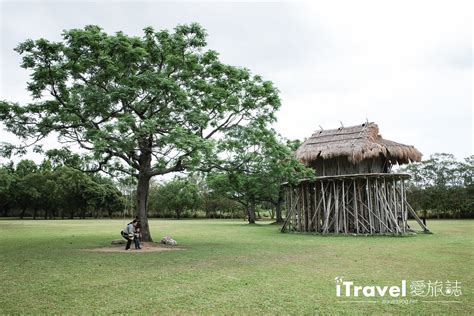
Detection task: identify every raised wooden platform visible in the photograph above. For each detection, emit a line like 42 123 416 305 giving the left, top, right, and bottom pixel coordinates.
281 173 430 235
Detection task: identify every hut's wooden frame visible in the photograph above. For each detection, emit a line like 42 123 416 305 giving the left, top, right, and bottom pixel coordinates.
281 173 430 235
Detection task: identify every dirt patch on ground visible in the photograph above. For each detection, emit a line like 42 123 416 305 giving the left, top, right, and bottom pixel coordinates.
84 242 184 253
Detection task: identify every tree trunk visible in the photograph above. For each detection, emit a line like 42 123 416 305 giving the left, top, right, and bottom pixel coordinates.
33 208 37 220
20 206 26 219
275 188 284 223
248 200 256 224
176 209 181 220
137 173 153 242
269 207 275 220
1 205 8 217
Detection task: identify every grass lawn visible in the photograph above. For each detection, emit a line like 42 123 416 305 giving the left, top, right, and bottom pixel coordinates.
1 219 473 314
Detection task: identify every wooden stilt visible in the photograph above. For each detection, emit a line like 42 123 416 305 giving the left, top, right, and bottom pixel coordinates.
366 178 373 234
334 181 339 234
281 173 428 235
342 180 347 234
353 179 359 233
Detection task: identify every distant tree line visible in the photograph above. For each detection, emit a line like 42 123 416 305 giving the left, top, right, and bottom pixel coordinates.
4 152 470 221
0 159 124 219
0 135 313 221
149 137 314 221
401 153 473 219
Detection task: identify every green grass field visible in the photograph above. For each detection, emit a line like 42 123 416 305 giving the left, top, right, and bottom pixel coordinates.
1 219 472 314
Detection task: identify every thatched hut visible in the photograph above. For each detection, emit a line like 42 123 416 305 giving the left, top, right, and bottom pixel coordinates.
295 122 422 176
281 122 430 235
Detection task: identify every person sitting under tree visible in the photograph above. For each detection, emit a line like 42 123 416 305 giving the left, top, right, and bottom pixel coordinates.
121 219 137 250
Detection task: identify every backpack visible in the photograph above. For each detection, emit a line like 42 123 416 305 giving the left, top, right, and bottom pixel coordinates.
121 224 134 239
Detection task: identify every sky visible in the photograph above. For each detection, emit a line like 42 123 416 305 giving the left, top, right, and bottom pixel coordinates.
0 0 472 166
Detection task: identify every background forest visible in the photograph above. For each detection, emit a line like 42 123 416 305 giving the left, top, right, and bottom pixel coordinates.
1 152 472 220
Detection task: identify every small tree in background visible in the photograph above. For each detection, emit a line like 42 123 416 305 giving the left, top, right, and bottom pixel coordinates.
152 177 202 219
207 128 314 224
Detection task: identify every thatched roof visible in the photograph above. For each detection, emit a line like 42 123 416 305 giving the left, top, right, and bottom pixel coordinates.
295 122 422 165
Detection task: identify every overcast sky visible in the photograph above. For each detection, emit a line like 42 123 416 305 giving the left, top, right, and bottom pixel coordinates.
0 0 472 166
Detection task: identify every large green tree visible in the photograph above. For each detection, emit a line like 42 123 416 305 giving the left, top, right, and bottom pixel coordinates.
0 24 280 240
